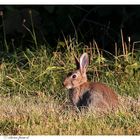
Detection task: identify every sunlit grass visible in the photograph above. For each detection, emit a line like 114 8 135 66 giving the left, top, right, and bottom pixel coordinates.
0 37 140 135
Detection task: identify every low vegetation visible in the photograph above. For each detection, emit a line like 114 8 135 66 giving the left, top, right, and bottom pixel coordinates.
0 36 140 135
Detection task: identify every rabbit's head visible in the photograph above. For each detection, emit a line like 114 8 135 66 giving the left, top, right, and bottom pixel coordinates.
63 53 89 89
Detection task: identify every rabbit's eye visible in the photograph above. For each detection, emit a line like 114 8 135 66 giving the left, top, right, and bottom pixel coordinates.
72 74 77 79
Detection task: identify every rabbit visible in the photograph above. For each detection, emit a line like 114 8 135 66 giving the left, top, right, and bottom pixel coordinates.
63 53 118 112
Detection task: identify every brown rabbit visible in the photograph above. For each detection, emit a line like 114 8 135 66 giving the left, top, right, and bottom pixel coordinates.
63 53 118 112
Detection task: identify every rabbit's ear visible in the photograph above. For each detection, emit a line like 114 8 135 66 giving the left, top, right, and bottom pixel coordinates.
74 54 80 69
80 53 89 73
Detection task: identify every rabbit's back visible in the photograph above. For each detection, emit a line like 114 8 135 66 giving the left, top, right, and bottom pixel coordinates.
90 82 118 109
76 82 118 110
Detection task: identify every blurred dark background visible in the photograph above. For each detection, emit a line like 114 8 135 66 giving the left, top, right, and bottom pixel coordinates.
0 5 140 53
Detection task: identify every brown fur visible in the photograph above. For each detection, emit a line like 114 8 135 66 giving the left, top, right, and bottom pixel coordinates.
63 53 118 112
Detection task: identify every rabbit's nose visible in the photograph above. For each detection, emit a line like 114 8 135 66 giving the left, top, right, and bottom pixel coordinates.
63 79 68 88
63 80 66 87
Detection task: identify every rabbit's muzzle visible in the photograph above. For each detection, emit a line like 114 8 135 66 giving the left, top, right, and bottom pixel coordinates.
63 79 72 89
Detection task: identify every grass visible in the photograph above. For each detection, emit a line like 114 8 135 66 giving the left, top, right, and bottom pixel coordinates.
0 38 140 135
0 10 140 135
